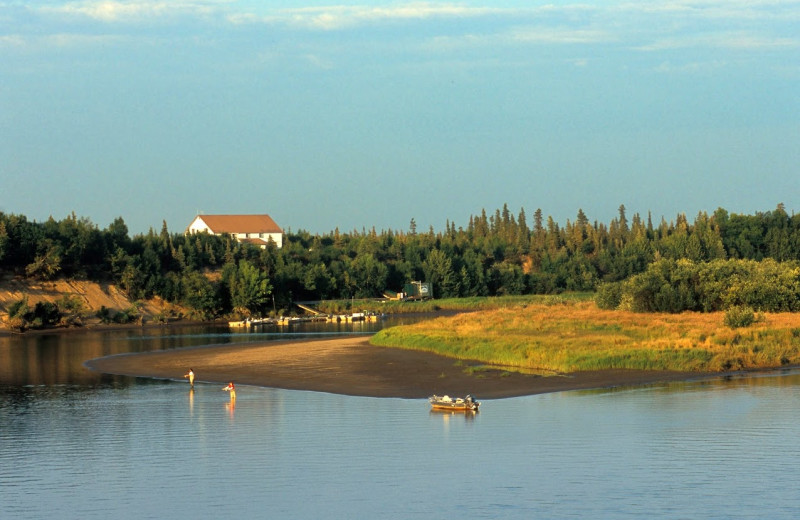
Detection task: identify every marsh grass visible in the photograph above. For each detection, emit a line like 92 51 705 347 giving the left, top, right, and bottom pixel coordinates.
370 301 800 374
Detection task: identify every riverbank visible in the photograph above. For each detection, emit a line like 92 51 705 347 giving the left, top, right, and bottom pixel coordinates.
372 302 800 373
86 335 711 399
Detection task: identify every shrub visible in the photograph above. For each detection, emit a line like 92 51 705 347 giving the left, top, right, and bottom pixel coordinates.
724 305 756 329
8 297 30 319
7 316 26 332
96 305 140 324
57 294 85 313
114 305 140 324
595 282 622 310
96 306 114 324
32 301 60 327
57 295 86 326
6 297 64 330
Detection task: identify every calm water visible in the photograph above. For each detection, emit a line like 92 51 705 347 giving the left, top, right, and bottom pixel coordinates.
2 321 800 519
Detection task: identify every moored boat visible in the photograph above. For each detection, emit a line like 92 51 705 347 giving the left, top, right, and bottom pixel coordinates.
429 394 480 412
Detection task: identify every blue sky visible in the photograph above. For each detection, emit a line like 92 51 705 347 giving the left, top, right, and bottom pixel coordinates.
2 1 798 236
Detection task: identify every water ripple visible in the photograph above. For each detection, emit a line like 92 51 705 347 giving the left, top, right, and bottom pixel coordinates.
3 374 800 518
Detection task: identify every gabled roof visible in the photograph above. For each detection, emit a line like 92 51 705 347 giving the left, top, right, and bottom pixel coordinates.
194 214 283 234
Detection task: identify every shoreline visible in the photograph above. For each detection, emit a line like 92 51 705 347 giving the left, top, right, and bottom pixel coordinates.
0 318 220 337
85 335 721 399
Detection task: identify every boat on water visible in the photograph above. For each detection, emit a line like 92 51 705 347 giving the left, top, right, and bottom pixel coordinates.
429 394 480 412
228 317 274 327
230 313 380 328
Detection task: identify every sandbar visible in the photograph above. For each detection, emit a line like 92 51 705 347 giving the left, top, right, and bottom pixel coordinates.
85 335 710 399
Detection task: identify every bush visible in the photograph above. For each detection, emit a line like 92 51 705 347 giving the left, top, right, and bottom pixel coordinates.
114 305 140 324
96 305 140 324
595 282 622 310
604 259 800 314
8 297 30 319
96 306 114 324
57 294 85 313
32 302 60 327
7 298 62 330
57 295 86 326
724 305 756 329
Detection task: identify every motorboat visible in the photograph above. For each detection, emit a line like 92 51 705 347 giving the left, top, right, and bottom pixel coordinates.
429 394 480 412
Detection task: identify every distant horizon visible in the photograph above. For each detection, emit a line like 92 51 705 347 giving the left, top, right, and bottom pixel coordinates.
3 201 794 238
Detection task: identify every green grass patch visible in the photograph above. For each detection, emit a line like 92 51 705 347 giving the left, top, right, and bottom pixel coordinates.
370 301 800 374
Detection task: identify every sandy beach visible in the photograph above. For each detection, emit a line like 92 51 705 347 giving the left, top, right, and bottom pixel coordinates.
85 335 709 399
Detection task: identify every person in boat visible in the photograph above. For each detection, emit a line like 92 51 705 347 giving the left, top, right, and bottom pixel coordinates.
184 369 195 387
223 382 236 400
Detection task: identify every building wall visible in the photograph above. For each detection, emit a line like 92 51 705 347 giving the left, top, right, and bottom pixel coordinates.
187 217 213 235
265 233 283 248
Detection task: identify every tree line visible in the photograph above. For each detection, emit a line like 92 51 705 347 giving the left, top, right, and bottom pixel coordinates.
596 258 800 314
1 203 799 319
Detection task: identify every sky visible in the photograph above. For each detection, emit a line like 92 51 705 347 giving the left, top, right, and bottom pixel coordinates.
1 1 799 236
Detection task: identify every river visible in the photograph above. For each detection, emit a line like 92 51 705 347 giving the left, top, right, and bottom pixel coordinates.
2 320 800 519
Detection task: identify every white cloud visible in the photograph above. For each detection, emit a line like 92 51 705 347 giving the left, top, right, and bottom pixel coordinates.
0 35 26 48
639 32 800 51
623 0 800 20
721 34 800 50
40 0 224 23
9 0 800 60
229 4 510 30
2 32 133 51
510 26 615 45
303 53 335 69
654 59 728 73
45 32 129 46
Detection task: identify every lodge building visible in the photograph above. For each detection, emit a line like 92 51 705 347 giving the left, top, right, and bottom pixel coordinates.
186 214 283 248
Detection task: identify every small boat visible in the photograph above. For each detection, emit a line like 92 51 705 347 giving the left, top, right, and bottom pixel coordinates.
429 394 480 412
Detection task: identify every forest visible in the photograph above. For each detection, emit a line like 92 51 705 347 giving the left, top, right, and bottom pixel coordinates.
1 203 800 323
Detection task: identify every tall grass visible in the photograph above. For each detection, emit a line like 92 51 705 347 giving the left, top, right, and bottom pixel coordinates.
370 301 800 373
317 293 594 314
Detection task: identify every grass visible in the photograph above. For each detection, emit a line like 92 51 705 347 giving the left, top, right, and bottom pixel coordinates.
317 293 594 314
370 300 800 374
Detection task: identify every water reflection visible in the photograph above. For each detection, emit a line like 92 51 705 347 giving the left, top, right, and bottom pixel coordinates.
429 409 478 422
3 359 800 518
0 315 417 388
0 325 221 387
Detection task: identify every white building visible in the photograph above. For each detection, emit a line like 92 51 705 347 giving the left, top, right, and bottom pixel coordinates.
186 214 283 248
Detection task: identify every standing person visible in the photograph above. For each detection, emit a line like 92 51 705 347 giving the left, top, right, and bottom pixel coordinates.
223 382 236 400
184 369 195 387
